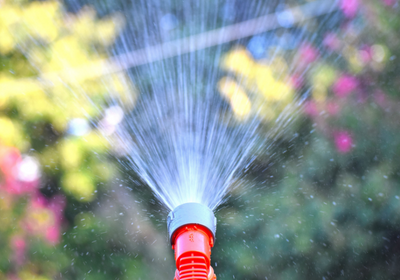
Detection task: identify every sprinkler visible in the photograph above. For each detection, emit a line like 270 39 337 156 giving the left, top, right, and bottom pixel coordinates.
167 203 217 280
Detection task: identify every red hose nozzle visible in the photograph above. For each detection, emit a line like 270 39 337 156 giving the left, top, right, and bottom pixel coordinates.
167 203 217 280
172 224 216 280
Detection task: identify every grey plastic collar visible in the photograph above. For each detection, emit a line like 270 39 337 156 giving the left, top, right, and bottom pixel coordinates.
167 202 217 243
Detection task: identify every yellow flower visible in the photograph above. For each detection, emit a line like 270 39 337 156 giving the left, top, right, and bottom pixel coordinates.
310 64 337 102
230 90 251 119
40 147 59 172
22 1 60 42
48 108 69 132
219 46 297 123
218 76 240 99
253 64 293 106
59 139 83 169
218 77 251 118
25 208 54 232
62 171 95 202
0 0 126 211
0 6 22 28
258 80 293 102
69 7 97 42
95 15 123 45
221 47 255 78
0 5 23 54
1 78 42 96
45 36 90 72
254 65 275 92
82 132 109 153
0 117 24 148
17 90 50 117
348 52 363 74
268 56 289 78
0 29 15 54
312 84 328 103
19 271 51 280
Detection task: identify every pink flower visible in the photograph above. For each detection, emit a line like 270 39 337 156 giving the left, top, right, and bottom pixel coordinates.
45 226 60 245
298 43 319 64
0 148 40 195
0 147 21 178
3 177 39 195
374 90 388 108
11 235 26 266
332 74 358 98
340 0 360 18
31 193 47 208
6 274 20 280
22 193 66 245
382 0 396 6
327 102 340 116
323 33 341 51
48 194 67 224
334 131 353 153
303 101 319 117
359 45 373 64
290 74 304 90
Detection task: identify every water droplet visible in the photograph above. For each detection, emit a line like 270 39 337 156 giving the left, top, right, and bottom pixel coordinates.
160 13 179 31
276 4 295 28
68 118 90 136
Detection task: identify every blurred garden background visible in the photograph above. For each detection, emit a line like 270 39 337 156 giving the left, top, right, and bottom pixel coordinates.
1 0 400 279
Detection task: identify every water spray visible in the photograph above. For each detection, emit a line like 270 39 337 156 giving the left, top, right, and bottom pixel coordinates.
167 203 217 280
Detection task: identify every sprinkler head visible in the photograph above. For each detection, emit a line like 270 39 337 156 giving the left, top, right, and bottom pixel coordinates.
167 203 217 280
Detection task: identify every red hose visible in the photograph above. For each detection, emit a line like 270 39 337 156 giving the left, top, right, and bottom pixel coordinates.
171 224 216 280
